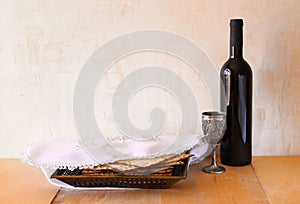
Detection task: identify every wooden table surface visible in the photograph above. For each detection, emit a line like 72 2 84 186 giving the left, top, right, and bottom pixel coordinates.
0 156 299 204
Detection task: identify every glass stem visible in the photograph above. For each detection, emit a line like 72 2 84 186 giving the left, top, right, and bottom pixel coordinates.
211 147 218 167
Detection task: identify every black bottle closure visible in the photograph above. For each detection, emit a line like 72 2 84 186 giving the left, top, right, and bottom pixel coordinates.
220 19 252 166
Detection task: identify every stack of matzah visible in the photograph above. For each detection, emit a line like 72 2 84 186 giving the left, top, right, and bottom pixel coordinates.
82 153 193 176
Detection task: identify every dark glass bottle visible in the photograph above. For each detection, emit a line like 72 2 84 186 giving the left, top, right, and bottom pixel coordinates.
220 19 252 166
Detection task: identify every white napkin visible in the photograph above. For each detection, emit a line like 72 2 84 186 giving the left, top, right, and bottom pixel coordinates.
21 135 211 189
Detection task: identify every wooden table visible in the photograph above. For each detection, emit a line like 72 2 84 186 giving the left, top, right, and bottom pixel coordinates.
0 157 299 204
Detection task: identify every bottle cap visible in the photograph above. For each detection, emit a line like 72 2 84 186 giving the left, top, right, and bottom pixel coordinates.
230 19 243 47
230 19 243 27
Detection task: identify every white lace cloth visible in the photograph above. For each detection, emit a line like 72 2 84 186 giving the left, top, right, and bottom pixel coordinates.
21 135 211 189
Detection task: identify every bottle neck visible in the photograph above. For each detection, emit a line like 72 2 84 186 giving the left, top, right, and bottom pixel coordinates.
230 25 243 58
230 46 243 58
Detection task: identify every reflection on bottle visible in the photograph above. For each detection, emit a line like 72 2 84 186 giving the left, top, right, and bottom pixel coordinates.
238 75 247 144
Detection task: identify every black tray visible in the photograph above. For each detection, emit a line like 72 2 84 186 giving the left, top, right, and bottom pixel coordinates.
51 157 189 189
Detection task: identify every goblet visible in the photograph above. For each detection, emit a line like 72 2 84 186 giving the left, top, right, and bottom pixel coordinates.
202 111 226 174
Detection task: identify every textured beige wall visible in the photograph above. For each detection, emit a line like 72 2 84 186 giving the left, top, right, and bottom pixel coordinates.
0 0 299 157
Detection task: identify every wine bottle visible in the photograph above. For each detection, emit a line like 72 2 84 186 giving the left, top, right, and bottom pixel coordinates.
220 19 252 166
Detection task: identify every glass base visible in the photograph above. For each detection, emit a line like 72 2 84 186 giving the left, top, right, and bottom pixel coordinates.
202 165 226 174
